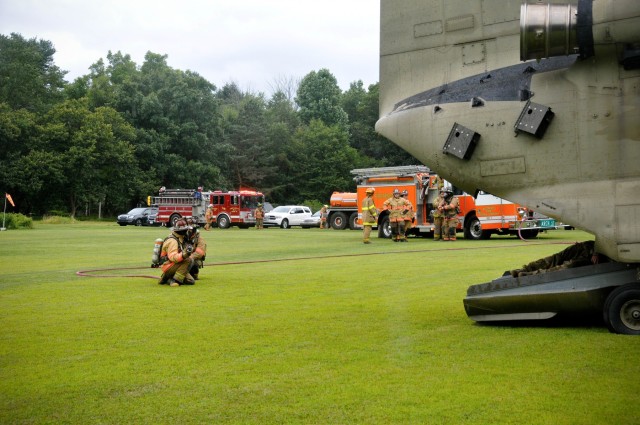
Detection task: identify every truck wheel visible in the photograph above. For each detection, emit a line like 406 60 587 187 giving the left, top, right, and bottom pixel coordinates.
331 212 347 230
519 229 539 239
170 214 182 227
603 283 640 335
348 212 358 230
217 215 231 229
378 217 392 238
464 216 484 240
280 219 290 229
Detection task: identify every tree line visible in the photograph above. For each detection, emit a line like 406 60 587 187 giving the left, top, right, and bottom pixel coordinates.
0 33 416 217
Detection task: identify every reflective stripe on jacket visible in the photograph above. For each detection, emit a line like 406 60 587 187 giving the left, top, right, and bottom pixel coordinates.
361 197 377 226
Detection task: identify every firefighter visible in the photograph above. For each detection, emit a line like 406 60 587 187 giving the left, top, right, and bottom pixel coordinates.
362 187 378 244
185 217 206 280
401 190 414 241
319 205 329 229
254 203 264 229
158 219 195 287
383 188 411 242
204 204 213 230
432 175 444 191
439 186 460 241
432 189 446 241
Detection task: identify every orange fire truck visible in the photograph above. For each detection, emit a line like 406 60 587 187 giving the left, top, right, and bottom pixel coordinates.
150 188 264 228
328 166 556 239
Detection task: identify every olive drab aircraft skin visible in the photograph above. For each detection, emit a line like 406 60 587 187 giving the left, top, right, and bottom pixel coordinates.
376 0 640 264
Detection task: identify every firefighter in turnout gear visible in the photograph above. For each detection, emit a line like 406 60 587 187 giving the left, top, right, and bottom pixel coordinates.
361 187 378 244
319 205 329 229
254 203 264 229
185 217 207 280
439 186 459 241
158 219 195 286
401 190 414 241
432 189 446 240
383 188 411 242
204 204 213 230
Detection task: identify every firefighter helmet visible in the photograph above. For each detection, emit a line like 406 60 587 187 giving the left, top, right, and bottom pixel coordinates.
366 187 375 194
173 218 189 232
402 190 408 196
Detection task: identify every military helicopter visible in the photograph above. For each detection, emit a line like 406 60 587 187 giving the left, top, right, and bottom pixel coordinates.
376 0 640 333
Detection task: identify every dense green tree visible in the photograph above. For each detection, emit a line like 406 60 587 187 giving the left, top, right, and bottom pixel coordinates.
0 31 422 216
0 33 66 113
38 99 140 216
342 81 417 166
289 120 364 203
296 69 348 131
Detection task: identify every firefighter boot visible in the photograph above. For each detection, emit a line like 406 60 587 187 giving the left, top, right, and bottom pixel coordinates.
169 278 181 287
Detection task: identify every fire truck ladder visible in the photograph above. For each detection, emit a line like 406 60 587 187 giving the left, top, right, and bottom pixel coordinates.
154 189 199 206
351 165 432 183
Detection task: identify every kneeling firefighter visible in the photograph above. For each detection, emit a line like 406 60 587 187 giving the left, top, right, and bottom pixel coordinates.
158 219 195 286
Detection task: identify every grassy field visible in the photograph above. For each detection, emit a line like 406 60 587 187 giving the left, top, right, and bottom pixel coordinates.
1 223 638 424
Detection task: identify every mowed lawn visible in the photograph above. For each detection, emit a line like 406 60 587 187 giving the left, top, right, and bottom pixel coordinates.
1 222 638 424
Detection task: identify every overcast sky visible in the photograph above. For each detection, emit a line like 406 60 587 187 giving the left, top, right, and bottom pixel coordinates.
0 0 381 95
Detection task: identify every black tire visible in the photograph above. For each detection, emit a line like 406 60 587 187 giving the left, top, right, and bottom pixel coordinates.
170 214 181 227
280 219 290 229
464 216 484 240
118 223 126 226
603 283 640 335
519 229 539 239
378 217 392 238
135 219 142 226
331 212 348 230
218 215 231 229
348 212 358 230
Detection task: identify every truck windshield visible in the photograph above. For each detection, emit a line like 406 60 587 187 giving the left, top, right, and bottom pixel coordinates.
242 196 263 209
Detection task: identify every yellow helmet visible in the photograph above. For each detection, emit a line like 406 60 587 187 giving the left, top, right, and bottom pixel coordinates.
366 187 375 194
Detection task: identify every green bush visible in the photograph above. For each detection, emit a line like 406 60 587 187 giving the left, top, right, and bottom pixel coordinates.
41 215 76 224
1 213 33 229
303 199 324 213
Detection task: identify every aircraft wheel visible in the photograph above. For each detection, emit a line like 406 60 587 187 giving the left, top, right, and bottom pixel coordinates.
603 283 640 335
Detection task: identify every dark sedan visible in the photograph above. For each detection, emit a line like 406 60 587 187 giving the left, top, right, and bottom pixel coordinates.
117 207 158 226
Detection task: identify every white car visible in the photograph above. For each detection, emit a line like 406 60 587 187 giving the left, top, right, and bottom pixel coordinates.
264 205 313 228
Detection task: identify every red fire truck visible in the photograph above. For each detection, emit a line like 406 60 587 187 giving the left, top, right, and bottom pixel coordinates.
150 188 264 228
329 166 556 239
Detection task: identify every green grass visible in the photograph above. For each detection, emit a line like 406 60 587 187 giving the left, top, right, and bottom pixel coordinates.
1 223 638 424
